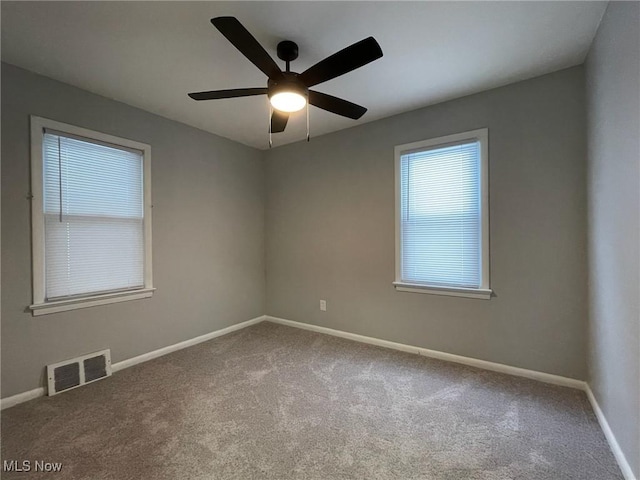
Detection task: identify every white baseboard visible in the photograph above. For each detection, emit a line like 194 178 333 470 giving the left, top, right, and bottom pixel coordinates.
0 315 266 410
0 387 46 410
585 385 637 480
265 316 587 390
111 315 265 372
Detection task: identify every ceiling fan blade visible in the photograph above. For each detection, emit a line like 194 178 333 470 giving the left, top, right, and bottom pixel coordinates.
308 91 367 119
188 88 268 101
211 17 283 80
299 37 383 88
271 110 289 133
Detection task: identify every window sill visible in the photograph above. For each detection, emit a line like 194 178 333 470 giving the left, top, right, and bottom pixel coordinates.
393 282 492 300
29 288 156 316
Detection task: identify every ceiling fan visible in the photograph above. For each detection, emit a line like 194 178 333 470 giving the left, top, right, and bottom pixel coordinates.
188 17 383 135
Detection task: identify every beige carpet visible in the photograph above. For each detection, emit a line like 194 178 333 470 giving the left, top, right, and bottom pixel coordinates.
1 322 623 479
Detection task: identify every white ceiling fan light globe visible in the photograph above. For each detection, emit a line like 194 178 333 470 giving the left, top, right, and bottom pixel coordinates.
270 91 306 113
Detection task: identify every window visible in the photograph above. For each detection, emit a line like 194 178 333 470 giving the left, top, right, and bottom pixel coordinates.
30 116 154 315
394 128 491 299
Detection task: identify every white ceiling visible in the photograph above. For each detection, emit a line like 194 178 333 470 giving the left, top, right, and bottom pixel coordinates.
1 1 606 150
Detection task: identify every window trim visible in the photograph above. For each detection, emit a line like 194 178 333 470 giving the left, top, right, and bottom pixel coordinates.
29 116 154 315
394 128 491 300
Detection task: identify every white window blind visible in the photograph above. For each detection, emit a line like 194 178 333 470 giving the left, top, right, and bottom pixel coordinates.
43 131 145 299
400 141 482 288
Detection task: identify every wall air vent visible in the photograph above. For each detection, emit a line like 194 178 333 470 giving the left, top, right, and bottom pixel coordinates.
47 349 112 396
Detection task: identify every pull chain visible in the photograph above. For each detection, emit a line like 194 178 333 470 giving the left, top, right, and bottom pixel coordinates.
268 101 273 149
306 100 310 142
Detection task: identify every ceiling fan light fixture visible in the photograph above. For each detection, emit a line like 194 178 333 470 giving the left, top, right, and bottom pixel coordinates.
270 91 306 112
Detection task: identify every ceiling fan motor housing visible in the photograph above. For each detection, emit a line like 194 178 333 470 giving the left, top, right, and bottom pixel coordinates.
268 72 308 100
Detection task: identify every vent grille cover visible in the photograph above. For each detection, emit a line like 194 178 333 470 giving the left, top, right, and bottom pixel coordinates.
47 349 112 396
54 362 80 392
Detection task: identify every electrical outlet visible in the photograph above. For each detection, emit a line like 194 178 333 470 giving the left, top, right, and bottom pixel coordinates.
320 300 327 311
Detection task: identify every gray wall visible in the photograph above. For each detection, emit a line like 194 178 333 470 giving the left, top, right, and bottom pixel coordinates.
265 67 588 380
586 2 640 477
1 63 265 398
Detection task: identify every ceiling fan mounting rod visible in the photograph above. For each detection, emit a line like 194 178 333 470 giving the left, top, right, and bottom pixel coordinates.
277 40 299 73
